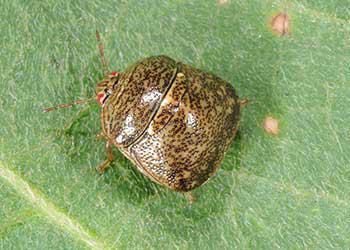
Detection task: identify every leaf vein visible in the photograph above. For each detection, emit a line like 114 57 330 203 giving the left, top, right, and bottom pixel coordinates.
0 162 109 250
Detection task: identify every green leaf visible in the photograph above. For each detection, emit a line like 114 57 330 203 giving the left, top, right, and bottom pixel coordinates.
1 0 349 249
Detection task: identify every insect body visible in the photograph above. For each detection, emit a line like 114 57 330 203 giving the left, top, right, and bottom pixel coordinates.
45 31 245 198
96 55 242 192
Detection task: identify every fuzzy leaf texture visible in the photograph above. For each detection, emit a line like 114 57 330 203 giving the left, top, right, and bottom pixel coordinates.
1 0 350 249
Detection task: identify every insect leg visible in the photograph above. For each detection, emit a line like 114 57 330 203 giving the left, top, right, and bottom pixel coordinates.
95 132 105 140
97 140 114 173
185 192 195 204
239 98 249 108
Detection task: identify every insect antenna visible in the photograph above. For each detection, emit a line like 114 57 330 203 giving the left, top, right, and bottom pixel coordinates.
43 97 96 113
43 30 110 113
96 29 109 74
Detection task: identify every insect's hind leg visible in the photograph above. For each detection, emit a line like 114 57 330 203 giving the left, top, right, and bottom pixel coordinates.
239 98 249 108
185 192 195 204
97 140 114 173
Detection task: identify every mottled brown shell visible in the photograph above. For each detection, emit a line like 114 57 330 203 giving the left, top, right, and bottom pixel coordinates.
101 56 177 146
101 55 240 192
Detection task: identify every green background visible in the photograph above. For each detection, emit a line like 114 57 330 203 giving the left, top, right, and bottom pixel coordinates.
1 0 349 249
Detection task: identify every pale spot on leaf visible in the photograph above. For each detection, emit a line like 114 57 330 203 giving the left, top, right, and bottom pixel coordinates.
270 12 290 36
263 116 279 135
217 0 229 6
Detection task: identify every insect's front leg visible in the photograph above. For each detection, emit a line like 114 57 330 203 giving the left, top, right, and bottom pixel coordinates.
95 131 105 140
97 140 114 173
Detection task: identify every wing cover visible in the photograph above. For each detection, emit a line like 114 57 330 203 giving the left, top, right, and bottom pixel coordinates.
101 56 177 147
130 64 240 191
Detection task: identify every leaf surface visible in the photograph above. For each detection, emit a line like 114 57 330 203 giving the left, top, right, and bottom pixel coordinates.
1 0 349 249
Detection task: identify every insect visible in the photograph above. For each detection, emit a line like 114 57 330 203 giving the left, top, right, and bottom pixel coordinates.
44 31 247 202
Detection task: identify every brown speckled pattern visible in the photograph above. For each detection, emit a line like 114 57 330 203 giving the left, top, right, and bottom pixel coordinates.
101 56 177 147
102 56 240 192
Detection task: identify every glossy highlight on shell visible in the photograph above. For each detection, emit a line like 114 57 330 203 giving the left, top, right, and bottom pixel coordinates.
100 55 241 192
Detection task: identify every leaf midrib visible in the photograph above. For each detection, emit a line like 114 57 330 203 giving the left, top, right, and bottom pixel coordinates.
0 162 108 250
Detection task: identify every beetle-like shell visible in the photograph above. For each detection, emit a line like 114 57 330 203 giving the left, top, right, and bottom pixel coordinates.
101 55 240 192
101 56 177 146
